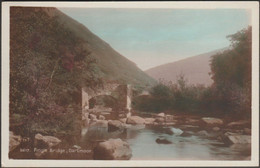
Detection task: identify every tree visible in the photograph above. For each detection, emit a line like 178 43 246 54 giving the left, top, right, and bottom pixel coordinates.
209 26 252 117
10 7 103 136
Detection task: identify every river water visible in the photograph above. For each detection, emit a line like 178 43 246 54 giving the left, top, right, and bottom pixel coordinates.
82 123 250 160
10 117 251 160
126 126 250 160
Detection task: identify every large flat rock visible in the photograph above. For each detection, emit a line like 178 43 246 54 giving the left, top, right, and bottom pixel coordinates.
93 138 132 160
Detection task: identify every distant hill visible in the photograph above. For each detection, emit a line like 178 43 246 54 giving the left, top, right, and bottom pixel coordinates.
145 48 228 86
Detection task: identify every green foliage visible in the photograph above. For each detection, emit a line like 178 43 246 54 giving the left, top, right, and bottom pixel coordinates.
133 75 206 114
210 26 251 117
10 7 103 136
133 26 251 119
210 26 251 88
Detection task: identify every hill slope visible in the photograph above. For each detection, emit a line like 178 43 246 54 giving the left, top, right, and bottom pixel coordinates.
9 7 155 136
50 8 156 87
145 48 227 86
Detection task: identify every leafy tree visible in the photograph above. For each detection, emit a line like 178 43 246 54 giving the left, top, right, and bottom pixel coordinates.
209 26 252 117
10 7 103 136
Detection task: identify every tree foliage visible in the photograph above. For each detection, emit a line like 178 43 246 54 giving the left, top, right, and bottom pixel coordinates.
209 26 251 117
133 27 252 119
10 7 103 136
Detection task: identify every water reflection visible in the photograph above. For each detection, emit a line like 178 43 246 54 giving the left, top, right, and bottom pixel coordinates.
80 124 251 160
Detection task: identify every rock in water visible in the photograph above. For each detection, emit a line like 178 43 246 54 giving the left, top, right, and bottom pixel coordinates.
170 128 183 135
222 134 251 144
155 117 165 124
144 118 155 125
157 113 165 117
108 120 124 132
9 131 21 152
197 130 210 137
126 116 145 125
119 118 127 123
98 115 105 120
89 114 97 120
156 138 172 144
93 138 132 160
90 120 108 128
202 117 223 125
227 120 250 128
212 127 220 131
34 133 61 148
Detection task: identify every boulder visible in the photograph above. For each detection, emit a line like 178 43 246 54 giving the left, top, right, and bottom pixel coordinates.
202 117 223 126
157 113 165 117
155 138 172 144
227 120 250 128
108 120 124 132
153 122 159 126
93 138 132 160
34 133 61 148
90 120 108 127
119 118 127 123
197 130 210 137
164 127 183 135
222 134 251 144
98 115 105 120
9 131 21 152
179 125 200 131
180 131 193 137
126 116 145 125
165 115 174 121
185 118 200 124
244 128 251 135
155 117 165 123
212 127 220 131
89 114 97 120
170 128 184 135
144 118 155 125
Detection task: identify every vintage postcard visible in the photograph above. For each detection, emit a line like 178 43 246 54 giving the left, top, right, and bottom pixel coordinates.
1 1 259 167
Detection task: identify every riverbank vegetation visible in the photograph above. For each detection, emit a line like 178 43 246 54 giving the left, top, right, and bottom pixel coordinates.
133 27 252 120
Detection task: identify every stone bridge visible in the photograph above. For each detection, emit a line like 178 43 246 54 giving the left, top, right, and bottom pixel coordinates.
81 83 132 126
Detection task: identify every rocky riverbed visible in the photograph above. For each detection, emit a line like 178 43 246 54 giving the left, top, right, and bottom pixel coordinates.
9 111 251 160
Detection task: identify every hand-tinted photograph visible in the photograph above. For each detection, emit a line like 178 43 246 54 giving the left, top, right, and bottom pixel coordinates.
8 5 253 161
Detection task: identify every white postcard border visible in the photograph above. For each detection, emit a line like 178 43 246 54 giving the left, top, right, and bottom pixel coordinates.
1 1 259 167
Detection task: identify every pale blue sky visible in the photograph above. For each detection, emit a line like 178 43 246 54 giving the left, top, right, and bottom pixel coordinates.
59 8 251 70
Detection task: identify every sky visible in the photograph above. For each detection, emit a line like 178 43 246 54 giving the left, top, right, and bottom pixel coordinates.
59 8 251 70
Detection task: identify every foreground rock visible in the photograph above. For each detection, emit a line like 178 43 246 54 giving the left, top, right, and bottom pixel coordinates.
197 130 210 137
108 120 124 132
227 120 250 128
156 138 172 144
212 127 220 131
34 133 61 148
126 116 145 125
93 138 132 160
119 118 127 123
98 115 105 120
222 132 251 144
202 117 223 126
155 117 165 124
9 131 21 152
144 118 155 125
90 120 108 127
